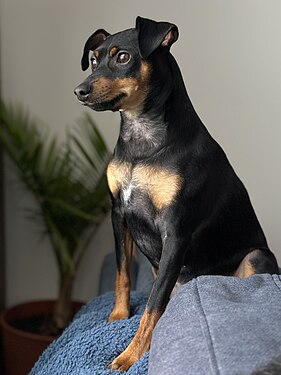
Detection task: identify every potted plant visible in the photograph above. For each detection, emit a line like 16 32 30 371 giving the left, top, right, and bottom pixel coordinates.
0 101 111 375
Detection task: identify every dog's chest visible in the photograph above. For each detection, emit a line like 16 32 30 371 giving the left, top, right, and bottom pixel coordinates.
107 160 183 211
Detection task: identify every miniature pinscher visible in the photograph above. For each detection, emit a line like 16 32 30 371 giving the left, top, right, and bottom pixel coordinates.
74 16 278 371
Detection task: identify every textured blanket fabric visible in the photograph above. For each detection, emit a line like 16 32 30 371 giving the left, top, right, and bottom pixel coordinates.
30 274 281 375
149 274 281 375
30 292 149 375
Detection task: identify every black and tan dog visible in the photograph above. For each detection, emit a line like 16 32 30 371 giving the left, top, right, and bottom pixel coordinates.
74 17 278 371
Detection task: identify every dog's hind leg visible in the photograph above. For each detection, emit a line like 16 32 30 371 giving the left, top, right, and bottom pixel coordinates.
235 249 278 278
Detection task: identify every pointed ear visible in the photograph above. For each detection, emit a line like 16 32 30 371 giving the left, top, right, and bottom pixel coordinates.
81 29 110 71
136 16 178 59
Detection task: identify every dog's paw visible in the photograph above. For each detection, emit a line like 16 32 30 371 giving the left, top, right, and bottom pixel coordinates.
108 351 138 371
108 307 129 322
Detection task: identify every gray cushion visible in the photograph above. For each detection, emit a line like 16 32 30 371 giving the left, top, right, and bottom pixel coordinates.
148 274 281 375
135 251 154 296
99 250 153 296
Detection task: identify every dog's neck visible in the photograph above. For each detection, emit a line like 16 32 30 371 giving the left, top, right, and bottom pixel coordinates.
118 111 167 160
117 53 199 161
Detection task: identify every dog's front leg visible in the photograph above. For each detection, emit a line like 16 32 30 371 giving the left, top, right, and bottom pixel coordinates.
108 204 134 322
109 232 187 371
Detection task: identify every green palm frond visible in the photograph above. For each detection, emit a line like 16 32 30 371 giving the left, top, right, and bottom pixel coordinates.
0 100 111 279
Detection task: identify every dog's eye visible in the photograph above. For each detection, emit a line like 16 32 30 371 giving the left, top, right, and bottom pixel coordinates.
116 52 131 64
91 57 98 70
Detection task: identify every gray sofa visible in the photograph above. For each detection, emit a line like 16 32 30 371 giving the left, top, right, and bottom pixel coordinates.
100 253 281 375
31 252 281 375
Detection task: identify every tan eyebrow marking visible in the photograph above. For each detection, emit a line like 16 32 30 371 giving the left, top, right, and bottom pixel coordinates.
110 47 118 57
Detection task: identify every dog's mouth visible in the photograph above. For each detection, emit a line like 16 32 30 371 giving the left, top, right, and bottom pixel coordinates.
85 93 127 112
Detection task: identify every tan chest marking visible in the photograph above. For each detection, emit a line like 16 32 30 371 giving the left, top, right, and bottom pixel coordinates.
107 161 183 211
107 160 131 198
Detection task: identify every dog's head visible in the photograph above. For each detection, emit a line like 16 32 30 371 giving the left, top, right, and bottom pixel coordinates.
74 17 178 113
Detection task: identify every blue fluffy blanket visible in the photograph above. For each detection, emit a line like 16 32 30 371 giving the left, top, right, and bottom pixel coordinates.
30 292 149 375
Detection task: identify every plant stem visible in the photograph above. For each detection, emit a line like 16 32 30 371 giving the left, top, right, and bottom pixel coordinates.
52 268 75 332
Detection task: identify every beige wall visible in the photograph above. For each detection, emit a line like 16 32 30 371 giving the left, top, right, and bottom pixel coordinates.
1 0 281 307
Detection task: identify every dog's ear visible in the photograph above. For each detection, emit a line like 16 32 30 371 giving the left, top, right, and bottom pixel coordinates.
136 16 178 59
81 29 110 71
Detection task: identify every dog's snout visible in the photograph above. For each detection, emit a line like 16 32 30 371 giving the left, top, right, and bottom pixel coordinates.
74 84 91 102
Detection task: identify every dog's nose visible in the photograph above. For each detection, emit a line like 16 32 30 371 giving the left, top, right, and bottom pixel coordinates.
74 84 90 102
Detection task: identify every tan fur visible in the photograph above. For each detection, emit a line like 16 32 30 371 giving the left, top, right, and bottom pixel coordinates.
109 307 162 371
107 160 131 198
109 47 118 57
234 250 258 278
115 62 150 113
90 62 150 113
107 161 183 211
108 229 134 322
134 164 183 211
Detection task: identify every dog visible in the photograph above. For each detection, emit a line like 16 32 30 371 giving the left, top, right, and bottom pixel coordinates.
74 16 278 371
